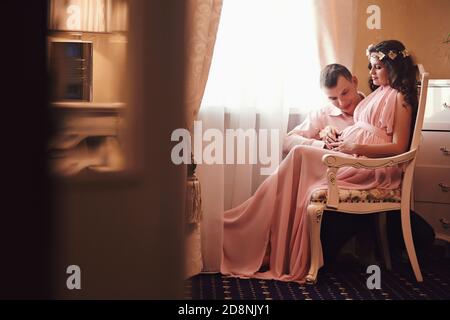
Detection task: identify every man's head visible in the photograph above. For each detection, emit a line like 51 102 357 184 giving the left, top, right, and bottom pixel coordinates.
320 64 361 116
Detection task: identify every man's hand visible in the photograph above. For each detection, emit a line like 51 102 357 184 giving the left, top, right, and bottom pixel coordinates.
320 126 340 150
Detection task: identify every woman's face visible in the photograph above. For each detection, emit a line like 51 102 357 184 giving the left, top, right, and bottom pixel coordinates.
369 56 390 86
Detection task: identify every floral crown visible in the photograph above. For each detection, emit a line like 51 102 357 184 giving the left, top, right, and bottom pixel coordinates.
366 44 410 61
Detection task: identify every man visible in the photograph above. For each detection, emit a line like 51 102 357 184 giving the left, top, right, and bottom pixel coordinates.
283 64 365 156
281 64 370 266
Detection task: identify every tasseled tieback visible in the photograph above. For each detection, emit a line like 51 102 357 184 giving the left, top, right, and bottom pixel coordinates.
186 174 203 224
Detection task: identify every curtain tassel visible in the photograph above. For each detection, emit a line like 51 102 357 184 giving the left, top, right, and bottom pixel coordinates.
186 174 203 224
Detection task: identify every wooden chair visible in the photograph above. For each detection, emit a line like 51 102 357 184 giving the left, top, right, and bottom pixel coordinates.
306 72 430 284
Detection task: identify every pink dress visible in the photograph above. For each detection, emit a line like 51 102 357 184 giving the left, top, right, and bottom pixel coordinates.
221 85 403 283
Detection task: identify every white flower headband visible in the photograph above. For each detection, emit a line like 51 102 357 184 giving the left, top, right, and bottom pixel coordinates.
366 44 410 61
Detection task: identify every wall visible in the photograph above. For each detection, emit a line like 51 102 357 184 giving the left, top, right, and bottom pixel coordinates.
354 0 450 94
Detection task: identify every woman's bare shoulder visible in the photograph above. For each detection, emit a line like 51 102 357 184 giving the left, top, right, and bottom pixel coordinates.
395 91 409 108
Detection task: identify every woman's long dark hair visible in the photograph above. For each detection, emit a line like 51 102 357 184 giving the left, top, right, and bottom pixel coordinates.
368 40 419 143
368 40 418 115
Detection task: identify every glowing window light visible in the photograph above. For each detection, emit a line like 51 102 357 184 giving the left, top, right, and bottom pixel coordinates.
202 0 326 113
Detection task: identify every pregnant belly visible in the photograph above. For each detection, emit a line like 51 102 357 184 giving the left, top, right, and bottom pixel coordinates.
340 125 359 141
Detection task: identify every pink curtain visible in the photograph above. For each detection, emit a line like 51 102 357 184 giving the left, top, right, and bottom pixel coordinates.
184 0 223 130
184 0 223 274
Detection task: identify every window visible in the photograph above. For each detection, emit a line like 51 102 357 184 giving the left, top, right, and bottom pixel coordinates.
201 0 326 114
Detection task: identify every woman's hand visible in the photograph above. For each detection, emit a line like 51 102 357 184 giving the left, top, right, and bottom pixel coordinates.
329 139 359 154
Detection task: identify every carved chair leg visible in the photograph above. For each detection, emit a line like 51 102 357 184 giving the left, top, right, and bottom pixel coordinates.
375 212 392 270
306 204 325 284
401 205 423 282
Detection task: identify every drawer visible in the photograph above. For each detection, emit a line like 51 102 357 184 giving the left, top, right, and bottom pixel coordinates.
414 166 450 204
422 81 450 131
50 115 120 149
414 201 450 242
50 141 93 176
416 131 450 166
62 115 119 134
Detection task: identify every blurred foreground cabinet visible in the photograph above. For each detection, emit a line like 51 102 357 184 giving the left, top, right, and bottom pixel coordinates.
49 101 126 176
414 79 450 243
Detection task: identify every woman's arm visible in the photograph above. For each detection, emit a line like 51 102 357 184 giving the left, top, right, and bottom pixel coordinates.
331 93 412 158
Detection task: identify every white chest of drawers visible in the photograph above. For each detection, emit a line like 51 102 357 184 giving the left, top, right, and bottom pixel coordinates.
414 79 450 242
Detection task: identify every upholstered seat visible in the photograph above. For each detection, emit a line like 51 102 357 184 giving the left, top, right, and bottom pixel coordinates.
310 188 401 204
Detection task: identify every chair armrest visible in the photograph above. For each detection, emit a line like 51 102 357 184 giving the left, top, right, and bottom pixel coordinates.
322 149 417 169
321 149 417 209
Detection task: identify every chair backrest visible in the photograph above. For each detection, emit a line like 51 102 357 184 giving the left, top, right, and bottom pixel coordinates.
402 71 429 204
410 71 430 151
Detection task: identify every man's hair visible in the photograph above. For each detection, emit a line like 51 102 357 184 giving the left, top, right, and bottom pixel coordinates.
320 64 353 88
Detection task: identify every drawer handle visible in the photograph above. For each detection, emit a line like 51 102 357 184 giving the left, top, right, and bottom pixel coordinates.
440 218 450 229
444 102 450 109
440 147 450 155
438 182 450 192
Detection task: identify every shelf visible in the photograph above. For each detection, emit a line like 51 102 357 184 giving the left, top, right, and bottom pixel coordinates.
51 101 126 113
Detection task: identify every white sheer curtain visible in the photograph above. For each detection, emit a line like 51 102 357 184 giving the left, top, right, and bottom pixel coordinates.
202 0 325 113
196 0 355 272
